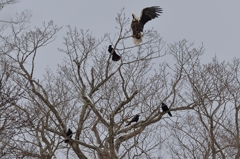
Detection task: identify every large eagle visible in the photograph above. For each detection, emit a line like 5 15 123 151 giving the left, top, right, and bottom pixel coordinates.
131 6 163 45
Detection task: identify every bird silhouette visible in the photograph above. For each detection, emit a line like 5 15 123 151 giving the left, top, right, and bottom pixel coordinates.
126 114 140 126
161 103 172 117
108 45 121 61
131 6 163 45
64 128 73 143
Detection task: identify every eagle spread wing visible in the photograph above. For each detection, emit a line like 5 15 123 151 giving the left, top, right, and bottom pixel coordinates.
140 6 163 29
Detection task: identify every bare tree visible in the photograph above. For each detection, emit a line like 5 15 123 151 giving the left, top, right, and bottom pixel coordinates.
0 0 19 11
1 5 202 157
2 3 239 159
0 42 27 159
165 54 240 159
0 1 31 158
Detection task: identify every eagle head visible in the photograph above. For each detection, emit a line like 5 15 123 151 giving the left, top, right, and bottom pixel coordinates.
132 13 138 21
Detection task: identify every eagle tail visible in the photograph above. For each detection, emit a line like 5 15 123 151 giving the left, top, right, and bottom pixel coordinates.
132 32 142 45
132 36 142 45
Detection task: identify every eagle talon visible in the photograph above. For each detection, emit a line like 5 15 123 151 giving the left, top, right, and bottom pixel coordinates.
137 33 141 39
133 33 141 39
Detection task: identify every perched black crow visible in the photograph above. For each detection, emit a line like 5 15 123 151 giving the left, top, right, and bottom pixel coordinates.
126 114 140 126
161 103 172 117
108 45 121 61
64 128 73 143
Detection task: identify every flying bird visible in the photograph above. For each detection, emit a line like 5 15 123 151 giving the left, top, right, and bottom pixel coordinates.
131 6 163 45
126 114 140 126
161 103 172 117
108 45 121 61
64 128 73 143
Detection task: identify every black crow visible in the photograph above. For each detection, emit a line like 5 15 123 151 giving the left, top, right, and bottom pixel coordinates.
64 128 73 143
161 103 172 117
108 45 121 61
126 114 140 126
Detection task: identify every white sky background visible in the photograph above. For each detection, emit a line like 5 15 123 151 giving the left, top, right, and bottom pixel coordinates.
1 1 240 78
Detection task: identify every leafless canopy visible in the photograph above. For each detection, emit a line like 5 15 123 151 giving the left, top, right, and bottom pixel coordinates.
1 3 240 159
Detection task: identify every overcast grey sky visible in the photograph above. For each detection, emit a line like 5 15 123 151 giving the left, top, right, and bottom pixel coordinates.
1 1 240 158
1 1 240 77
